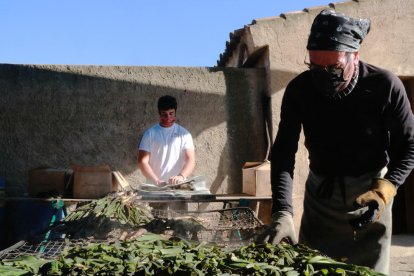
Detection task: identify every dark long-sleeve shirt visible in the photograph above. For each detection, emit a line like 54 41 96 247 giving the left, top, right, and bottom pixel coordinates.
271 61 414 214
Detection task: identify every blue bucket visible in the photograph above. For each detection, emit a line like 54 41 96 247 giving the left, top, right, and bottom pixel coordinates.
3 199 64 248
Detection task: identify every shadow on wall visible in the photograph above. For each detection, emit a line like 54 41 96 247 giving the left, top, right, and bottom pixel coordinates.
208 67 269 195
268 68 300 95
0 64 268 196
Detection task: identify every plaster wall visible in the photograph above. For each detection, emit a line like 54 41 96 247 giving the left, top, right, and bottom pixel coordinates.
0 64 268 198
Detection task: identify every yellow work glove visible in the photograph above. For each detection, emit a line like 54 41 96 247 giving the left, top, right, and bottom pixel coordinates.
349 178 397 229
255 211 298 245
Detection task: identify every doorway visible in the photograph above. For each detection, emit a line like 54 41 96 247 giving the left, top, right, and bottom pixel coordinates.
392 76 414 234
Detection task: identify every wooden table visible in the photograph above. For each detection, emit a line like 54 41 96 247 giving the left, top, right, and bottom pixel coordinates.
5 194 271 203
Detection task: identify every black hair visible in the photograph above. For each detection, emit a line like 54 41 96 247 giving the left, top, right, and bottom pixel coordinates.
157 95 177 111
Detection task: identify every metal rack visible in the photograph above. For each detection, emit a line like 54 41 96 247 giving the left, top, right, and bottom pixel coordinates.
151 207 264 246
0 207 264 261
0 239 101 260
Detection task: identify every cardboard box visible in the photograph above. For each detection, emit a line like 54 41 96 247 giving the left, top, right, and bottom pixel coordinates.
242 161 271 196
73 165 114 199
28 168 67 197
250 201 273 224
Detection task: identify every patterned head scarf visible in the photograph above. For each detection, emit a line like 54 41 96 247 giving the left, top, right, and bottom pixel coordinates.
307 9 371 52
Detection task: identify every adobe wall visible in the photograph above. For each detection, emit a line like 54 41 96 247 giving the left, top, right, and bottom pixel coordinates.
0 64 268 198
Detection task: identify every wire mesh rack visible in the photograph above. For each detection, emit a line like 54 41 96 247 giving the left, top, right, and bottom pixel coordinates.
0 207 264 261
150 207 264 246
0 238 103 261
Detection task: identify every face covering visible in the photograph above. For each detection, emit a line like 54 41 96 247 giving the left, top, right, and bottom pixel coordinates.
159 111 176 127
311 68 348 98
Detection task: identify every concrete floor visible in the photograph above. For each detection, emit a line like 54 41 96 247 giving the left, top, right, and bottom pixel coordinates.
390 234 414 276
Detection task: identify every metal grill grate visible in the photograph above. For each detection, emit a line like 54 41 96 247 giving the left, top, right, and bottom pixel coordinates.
151 207 264 245
0 207 264 260
152 207 262 229
0 239 105 260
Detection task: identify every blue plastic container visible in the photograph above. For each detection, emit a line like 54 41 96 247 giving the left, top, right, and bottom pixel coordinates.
3 199 64 248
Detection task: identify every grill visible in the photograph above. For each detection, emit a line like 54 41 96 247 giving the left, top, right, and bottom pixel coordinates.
0 207 264 260
151 207 264 246
0 239 102 260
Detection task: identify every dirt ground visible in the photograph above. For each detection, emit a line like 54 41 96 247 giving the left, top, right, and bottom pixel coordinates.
390 234 414 276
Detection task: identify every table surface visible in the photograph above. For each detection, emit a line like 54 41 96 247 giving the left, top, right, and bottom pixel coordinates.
5 194 272 203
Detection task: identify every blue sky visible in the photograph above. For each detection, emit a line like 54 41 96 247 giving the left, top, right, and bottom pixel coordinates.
0 0 331 67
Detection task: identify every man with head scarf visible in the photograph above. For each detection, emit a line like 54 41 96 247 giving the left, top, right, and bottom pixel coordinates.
258 9 414 274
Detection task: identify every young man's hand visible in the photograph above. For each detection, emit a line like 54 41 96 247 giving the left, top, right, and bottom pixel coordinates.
169 174 186 184
156 180 167 186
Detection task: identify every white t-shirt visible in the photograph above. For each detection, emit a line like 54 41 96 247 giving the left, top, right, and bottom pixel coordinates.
139 123 194 182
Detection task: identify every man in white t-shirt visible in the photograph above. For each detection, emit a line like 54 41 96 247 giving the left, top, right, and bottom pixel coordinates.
138 95 195 186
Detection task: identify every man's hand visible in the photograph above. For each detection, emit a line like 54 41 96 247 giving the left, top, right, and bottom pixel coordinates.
155 180 167 187
256 211 298 245
169 174 186 184
349 178 396 229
